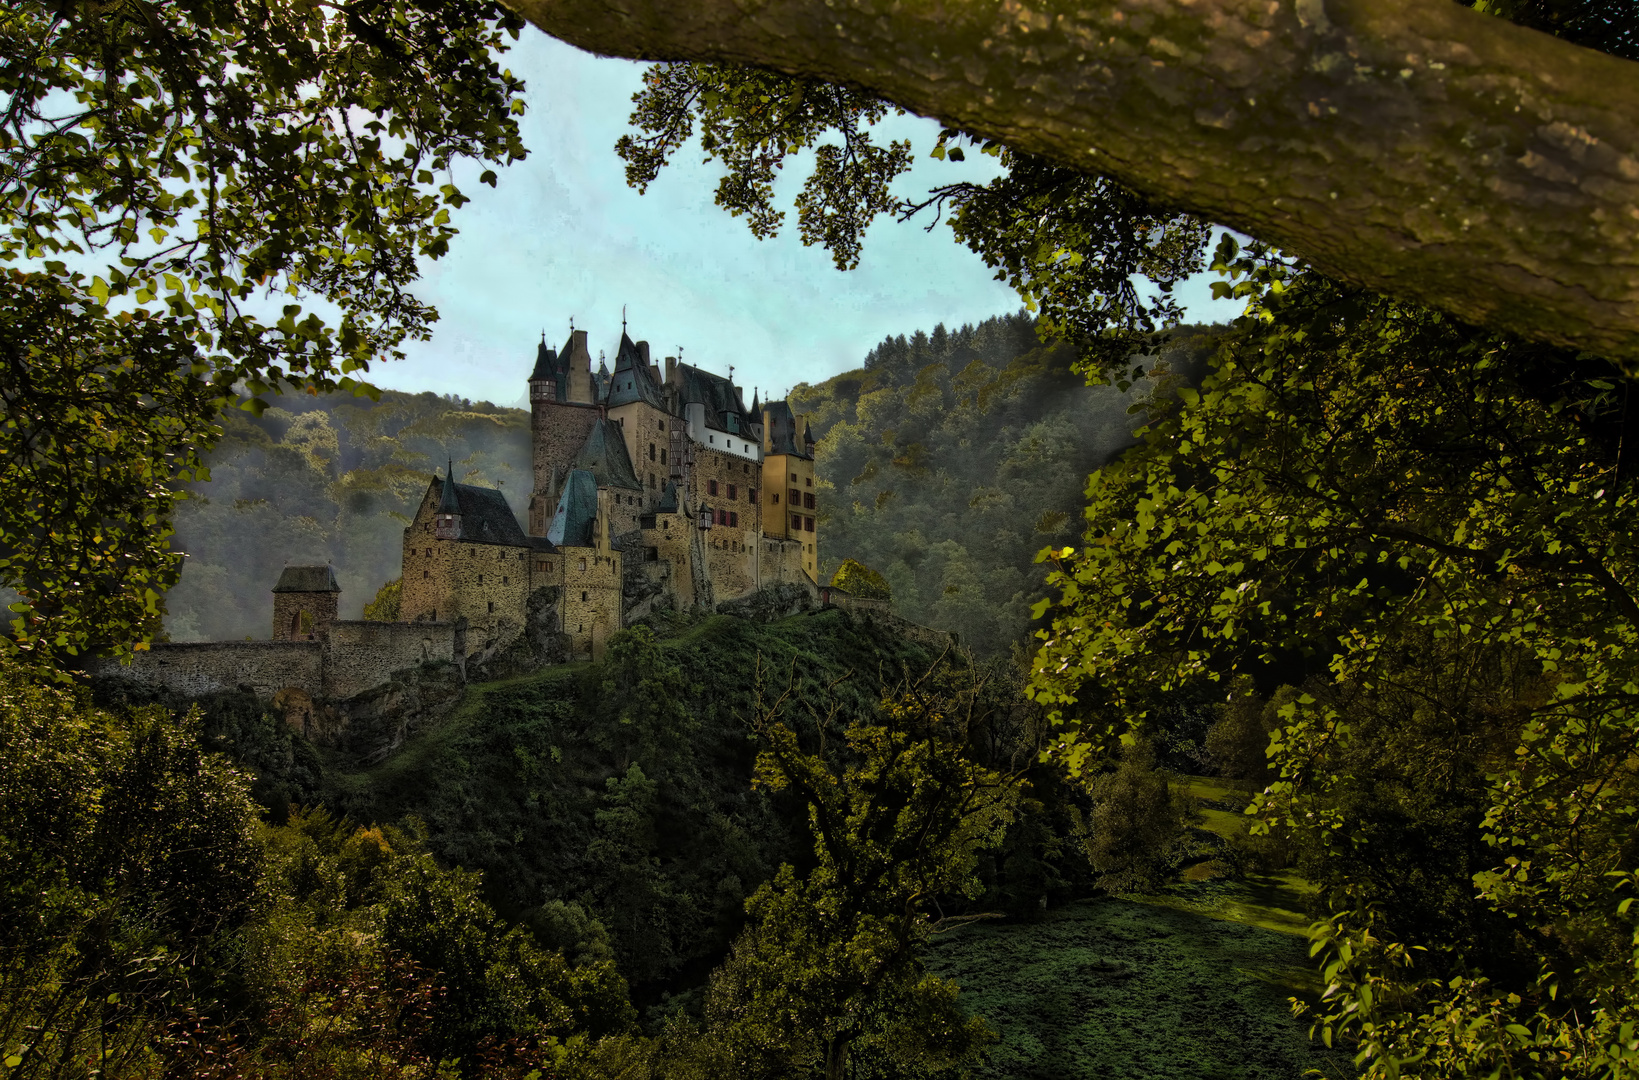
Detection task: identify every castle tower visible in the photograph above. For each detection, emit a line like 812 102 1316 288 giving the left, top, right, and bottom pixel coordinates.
529 330 601 535
271 564 340 641
761 400 820 583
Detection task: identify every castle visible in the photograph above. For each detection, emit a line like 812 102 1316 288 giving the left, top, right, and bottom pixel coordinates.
95 328 823 705
390 326 821 661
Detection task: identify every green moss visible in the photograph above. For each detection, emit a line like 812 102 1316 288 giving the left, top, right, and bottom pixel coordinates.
924 898 1356 1080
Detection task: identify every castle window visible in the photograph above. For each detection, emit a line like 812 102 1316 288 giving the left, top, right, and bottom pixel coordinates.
804 492 815 509
579 558 587 570
791 513 801 530
791 472 797 482
649 443 655 461
660 448 667 465
488 601 495 613
649 473 655 488
728 483 736 500
470 548 476 557
709 435 715 443
709 479 718 496
790 488 800 504
502 576 508 585
581 591 587 602
806 477 813 487
729 511 738 528
423 570 429 579
773 493 779 504
805 516 814 532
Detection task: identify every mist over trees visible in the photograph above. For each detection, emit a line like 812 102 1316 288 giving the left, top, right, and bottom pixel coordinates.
164 391 532 641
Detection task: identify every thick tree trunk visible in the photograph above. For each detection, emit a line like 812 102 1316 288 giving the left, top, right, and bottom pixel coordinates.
509 0 1639 360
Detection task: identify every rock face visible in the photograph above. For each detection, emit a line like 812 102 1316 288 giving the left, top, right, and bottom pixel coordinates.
714 582 817 624
331 660 468 765
472 585 572 682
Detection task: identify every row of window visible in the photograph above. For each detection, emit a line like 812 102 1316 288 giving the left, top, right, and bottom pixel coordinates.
706 479 758 502
413 545 527 560
791 515 815 532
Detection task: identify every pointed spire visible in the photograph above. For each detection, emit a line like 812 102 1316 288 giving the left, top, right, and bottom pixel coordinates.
438 458 461 514
751 387 760 413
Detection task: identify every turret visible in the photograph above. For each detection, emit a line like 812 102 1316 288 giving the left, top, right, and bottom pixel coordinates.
529 335 558 404
435 460 463 539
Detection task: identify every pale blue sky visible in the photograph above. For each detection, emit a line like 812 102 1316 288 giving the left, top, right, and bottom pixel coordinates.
371 29 1242 407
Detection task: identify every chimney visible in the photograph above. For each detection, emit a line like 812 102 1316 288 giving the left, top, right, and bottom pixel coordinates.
637 341 651 369
665 356 676 381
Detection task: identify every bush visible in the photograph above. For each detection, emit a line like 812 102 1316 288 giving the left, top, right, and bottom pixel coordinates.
1083 738 1197 893
831 558 891 600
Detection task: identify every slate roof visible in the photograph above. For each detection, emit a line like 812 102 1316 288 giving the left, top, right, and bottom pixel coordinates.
273 565 339 593
529 338 558 383
762 400 812 460
571 417 644 492
656 480 679 514
606 332 665 409
427 477 530 546
675 362 752 433
547 469 599 548
437 460 461 514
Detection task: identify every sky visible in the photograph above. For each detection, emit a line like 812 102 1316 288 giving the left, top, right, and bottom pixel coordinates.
370 28 1245 409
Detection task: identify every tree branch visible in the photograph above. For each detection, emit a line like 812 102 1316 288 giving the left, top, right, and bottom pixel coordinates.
510 0 1639 359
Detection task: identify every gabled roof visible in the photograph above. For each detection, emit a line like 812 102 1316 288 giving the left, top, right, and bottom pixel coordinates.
674 362 752 433
606 333 665 409
427 477 530 546
273 565 339 593
656 479 679 514
762 399 812 460
571 417 644 492
547 469 599 548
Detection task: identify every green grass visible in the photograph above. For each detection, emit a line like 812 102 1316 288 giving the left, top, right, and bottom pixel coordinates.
925 897 1355 1080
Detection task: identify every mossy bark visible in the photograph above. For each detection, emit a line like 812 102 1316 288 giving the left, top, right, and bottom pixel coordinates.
513 0 1639 359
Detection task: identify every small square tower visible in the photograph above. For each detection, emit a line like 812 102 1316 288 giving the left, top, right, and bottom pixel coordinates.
272 564 340 641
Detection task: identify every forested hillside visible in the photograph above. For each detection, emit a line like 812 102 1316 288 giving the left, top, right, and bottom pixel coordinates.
164 391 533 641
792 311 1222 655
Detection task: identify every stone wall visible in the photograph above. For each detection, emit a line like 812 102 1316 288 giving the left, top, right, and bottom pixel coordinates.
763 536 809 589
93 640 325 698
560 544 622 661
644 512 696 610
326 620 459 698
92 622 466 705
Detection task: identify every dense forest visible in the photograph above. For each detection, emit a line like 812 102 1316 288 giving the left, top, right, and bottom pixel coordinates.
792 312 1221 655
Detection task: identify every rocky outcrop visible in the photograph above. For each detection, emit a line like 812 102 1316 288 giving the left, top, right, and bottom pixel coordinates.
715 581 818 624
474 585 571 682
331 660 468 765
